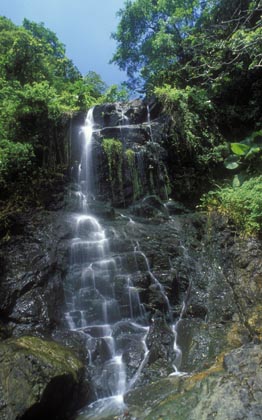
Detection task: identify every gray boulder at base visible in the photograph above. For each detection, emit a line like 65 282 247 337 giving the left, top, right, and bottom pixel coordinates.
0 336 87 420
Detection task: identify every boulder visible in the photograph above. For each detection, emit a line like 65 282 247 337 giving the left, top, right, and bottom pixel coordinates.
0 336 89 420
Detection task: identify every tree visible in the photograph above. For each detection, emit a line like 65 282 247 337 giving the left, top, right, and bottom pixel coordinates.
101 84 130 102
23 19 81 85
83 71 107 97
112 0 261 93
113 0 262 134
0 20 45 85
111 0 204 91
0 16 107 173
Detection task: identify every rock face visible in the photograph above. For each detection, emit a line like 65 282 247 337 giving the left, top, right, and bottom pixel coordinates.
0 208 90 418
124 344 262 420
2 194 261 419
0 100 262 419
0 336 86 420
71 100 171 206
0 210 69 337
115 209 262 420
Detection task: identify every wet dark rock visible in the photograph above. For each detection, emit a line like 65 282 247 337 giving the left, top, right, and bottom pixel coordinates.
165 200 190 215
0 336 87 420
112 321 147 380
107 238 134 253
92 101 149 128
71 101 171 207
176 319 230 372
130 195 169 220
203 213 262 343
122 338 146 378
110 208 262 383
124 376 182 419
0 211 69 336
95 338 113 363
88 201 115 220
125 344 262 420
52 329 89 364
146 317 175 364
127 316 176 388
147 284 170 313
1 100 262 420
0 207 92 417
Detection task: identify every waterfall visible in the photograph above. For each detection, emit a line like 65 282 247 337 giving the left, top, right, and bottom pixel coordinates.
146 104 153 141
80 109 95 202
64 105 185 418
64 108 152 419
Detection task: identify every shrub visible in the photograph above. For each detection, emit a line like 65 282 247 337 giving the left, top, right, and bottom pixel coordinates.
0 139 35 185
224 130 262 171
155 84 226 168
201 176 262 235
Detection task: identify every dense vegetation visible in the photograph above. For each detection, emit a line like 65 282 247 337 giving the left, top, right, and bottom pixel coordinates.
1 1 262 237
112 0 262 234
0 16 128 239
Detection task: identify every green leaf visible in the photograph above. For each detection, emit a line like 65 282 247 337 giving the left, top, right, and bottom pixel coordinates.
230 142 250 156
232 173 247 187
245 147 261 159
224 155 240 169
232 174 241 187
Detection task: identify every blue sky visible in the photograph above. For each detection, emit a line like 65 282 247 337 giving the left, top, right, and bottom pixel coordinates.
0 0 127 86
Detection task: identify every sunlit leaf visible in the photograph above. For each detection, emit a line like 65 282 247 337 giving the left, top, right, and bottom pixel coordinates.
230 143 250 156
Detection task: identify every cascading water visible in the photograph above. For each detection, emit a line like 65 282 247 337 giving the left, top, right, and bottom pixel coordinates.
146 104 153 141
64 106 186 419
64 108 151 419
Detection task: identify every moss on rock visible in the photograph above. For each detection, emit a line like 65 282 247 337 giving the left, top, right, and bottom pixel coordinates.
0 336 87 420
102 138 124 201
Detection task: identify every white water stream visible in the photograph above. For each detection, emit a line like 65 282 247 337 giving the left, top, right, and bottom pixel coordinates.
64 107 186 419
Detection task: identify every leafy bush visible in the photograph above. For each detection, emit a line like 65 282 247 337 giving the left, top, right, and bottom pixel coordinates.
201 176 262 235
224 130 262 171
155 84 226 166
0 139 35 184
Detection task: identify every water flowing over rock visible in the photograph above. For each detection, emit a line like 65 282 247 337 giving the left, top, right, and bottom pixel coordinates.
63 106 183 419
71 100 171 206
0 100 262 419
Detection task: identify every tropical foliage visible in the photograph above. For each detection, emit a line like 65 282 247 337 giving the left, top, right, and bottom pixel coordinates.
112 0 262 130
202 176 262 235
112 0 262 234
0 16 108 196
224 130 262 171
1 1 262 237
